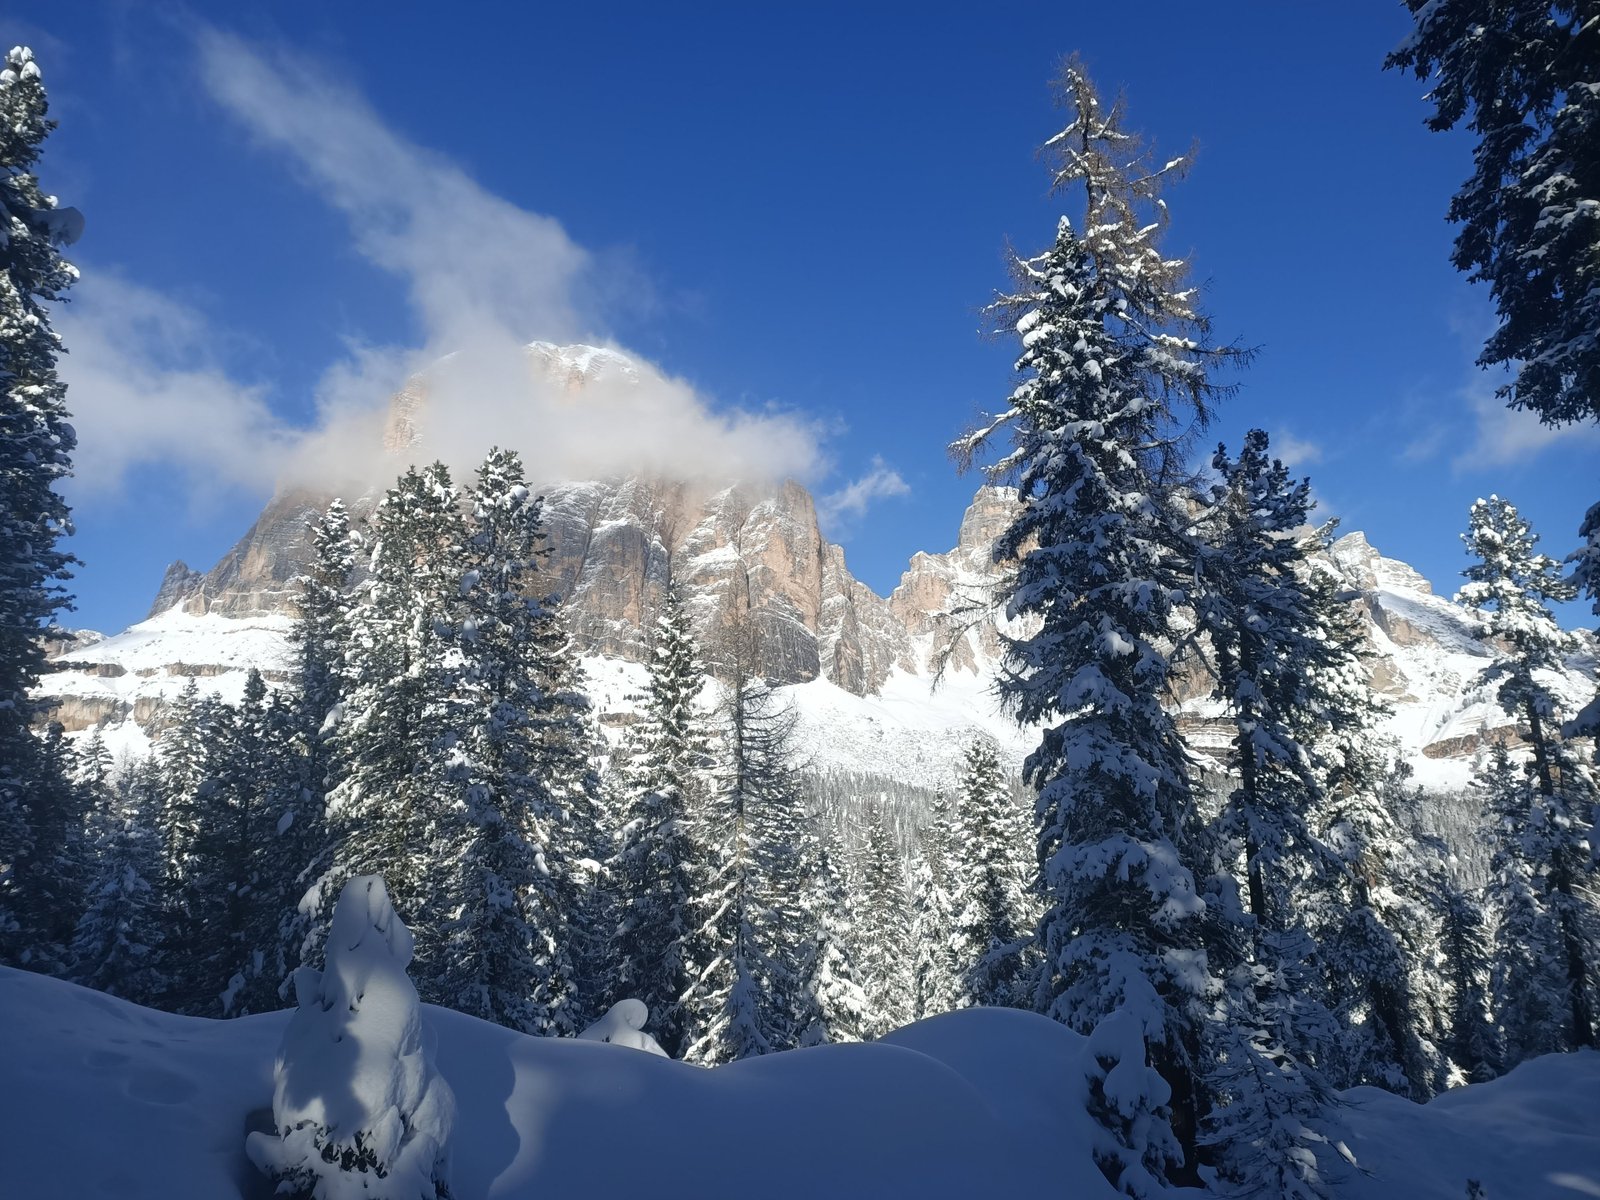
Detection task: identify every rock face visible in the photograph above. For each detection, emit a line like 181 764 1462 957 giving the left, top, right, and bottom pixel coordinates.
126 346 919 696
148 490 329 620
889 486 1015 676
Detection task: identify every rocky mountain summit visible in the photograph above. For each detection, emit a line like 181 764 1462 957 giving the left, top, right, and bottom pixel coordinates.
40 344 1596 791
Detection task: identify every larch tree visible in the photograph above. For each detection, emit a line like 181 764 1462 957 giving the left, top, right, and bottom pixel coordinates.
0 45 84 971
950 56 1245 1181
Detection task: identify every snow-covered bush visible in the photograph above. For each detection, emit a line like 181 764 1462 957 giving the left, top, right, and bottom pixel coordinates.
246 875 454 1200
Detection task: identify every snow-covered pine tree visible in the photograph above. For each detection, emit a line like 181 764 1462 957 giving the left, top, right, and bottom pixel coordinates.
271 499 357 1001
793 810 868 1046
153 683 243 1013
908 788 960 1021
292 499 353 752
160 670 299 1016
1080 1008 1184 1199
155 678 211 880
0 46 83 971
687 623 813 1060
682 676 775 1063
1193 432 1349 934
1186 431 1364 1185
1458 495 1597 1050
612 585 717 1058
853 808 914 1039
950 58 1244 1179
1314 737 1443 1098
424 448 579 1035
949 736 1033 1008
1478 741 1572 1064
1435 871 1501 1085
73 727 112 800
1569 500 1600 759
1388 0 1600 428
319 463 466 975
1199 961 1348 1200
70 757 166 1004
223 682 310 1016
534 611 608 1030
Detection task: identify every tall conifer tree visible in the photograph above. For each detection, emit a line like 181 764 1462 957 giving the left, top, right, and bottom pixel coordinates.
951 58 1244 1179
0 46 84 969
613 586 716 1057
949 737 1033 1008
1459 495 1597 1050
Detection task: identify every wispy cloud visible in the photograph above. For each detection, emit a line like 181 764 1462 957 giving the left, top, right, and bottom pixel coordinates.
818 456 911 531
56 273 294 503
1451 379 1600 470
59 27 826 505
1271 430 1322 470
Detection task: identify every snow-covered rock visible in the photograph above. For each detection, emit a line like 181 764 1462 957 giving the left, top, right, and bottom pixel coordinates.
576 999 668 1056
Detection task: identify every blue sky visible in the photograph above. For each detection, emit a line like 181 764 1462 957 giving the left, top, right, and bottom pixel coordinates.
7 2 1599 635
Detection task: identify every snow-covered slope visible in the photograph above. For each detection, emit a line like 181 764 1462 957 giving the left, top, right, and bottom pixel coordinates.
5 964 1598 1199
0 964 1100 1199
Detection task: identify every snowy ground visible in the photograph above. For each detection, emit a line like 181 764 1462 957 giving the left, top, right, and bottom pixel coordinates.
5 965 1598 1199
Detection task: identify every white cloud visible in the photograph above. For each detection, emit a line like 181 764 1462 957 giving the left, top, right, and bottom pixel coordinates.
1452 380 1600 470
59 28 826 506
1271 430 1322 470
55 273 296 504
817 456 911 531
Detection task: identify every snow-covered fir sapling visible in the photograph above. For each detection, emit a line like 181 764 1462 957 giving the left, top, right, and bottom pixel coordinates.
247 875 454 1200
1080 1009 1182 1200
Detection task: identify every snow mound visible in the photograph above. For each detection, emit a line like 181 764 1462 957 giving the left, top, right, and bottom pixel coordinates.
3 965 1599 1198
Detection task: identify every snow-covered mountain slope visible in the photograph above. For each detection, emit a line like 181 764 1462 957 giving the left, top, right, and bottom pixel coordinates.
42 485 1595 799
5 963 1598 1199
35 344 1596 793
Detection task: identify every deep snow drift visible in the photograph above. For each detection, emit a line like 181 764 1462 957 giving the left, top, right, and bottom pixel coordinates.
3 965 1598 1198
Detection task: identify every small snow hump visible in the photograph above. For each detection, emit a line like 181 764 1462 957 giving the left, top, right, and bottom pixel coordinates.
246 875 454 1200
578 998 669 1057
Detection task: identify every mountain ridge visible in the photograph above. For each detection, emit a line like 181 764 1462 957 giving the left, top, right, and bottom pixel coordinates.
38 344 1597 794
